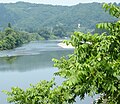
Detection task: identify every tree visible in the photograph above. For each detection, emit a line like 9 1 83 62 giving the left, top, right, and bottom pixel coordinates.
38 29 51 40
3 3 120 104
53 3 120 104
53 25 66 38
4 27 14 36
0 27 40 50
8 23 12 28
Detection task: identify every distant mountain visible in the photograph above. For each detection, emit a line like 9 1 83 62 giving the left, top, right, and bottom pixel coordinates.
0 2 119 32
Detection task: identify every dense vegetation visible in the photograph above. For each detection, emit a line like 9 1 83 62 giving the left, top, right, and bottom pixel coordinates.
3 3 120 104
0 23 67 50
0 2 119 33
0 25 41 50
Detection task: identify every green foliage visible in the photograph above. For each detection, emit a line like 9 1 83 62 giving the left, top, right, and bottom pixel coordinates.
3 79 56 104
8 23 12 28
0 27 41 50
0 2 117 33
3 3 120 104
103 3 120 18
38 29 51 40
52 25 66 38
53 3 120 104
37 26 66 40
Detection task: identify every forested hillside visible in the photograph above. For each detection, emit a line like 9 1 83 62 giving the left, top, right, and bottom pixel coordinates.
3 3 120 104
0 2 119 33
0 26 41 50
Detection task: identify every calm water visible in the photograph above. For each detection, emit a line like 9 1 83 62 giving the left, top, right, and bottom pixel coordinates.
0 40 96 104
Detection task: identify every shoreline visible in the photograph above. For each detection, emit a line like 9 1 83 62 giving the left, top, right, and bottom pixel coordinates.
57 43 74 49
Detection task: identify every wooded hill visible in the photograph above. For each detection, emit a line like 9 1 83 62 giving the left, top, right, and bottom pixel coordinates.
0 2 119 33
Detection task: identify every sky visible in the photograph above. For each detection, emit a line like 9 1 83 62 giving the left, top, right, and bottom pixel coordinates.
0 0 119 6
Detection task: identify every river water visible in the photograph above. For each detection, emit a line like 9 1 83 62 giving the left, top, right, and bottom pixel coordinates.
0 40 96 104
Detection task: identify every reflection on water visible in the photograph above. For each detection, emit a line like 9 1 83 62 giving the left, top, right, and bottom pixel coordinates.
0 40 73 72
1 56 17 64
0 50 71 72
0 40 97 104
0 40 68 57
0 40 74 104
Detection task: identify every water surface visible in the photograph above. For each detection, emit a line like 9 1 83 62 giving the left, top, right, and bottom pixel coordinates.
0 40 96 104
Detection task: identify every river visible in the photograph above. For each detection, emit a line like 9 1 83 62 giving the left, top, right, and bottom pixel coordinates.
0 40 96 104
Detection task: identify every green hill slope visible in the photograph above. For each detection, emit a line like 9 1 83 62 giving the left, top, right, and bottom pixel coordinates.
0 2 118 33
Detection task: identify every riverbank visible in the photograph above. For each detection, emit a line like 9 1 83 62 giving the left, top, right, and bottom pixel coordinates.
57 42 74 49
